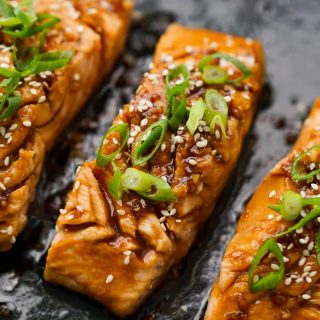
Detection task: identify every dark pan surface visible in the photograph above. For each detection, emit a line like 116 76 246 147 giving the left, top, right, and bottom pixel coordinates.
1 0 320 319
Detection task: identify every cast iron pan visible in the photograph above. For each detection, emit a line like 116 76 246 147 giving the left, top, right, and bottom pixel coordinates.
1 0 320 319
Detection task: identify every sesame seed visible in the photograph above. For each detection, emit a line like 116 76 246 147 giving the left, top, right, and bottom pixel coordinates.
196 140 208 148
299 236 309 244
112 137 119 145
295 277 303 283
10 236 16 244
117 209 125 215
185 45 193 53
298 257 307 266
253 275 259 283
309 271 317 277
174 136 184 144
124 255 130 265
128 137 134 145
170 144 175 153
106 274 113 283
0 182 6 191
140 118 148 126
77 26 84 33
296 228 303 234
276 215 282 221
269 190 276 198
161 210 169 217
224 96 231 102
7 225 13 235
267 214 274 220
76 205 83 212
311 183 319 190
188 159 198 166
73 73 80 81
284 277 292 286
30 88 37 95
271 263 280 271
283 256 289 263
306 277 312 283
123 250 132 256
59 209 67 214
22 120 32 127
176 219 182 223
195 80 203 87
4 156 9 166
87 7 97 14
9 123 18 131
169 208 176 216
160 223 167 231
161 143 166 151
302 294 311 300
66 215 74 220
304 266 312 272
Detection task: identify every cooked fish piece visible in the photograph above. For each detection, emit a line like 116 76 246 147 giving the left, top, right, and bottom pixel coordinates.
0 0 133 251
45 24 265 317
205 98 320 320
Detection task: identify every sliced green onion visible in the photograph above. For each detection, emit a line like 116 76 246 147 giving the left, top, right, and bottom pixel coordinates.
280 191 304 221
268 204 281 213
277 207 320 237
0 96 22 121
202 65 228 84
96 123 129 167
316 229 320 264
291 145 320 181
186 98 206 135
248 237 284 293
0 0 15 17
121 168 176 202
198 53 252 84
168 96 187 131
165 64 190 102
209 114 227 142
133 119 168 166
107 163 123 200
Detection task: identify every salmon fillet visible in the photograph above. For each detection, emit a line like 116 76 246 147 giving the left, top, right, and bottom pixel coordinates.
44 24 265 317
0 0 133 252
205 98 320 320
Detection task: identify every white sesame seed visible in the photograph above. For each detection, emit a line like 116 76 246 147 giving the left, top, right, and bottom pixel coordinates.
298 257 307 266
267 214 274 220
30 88 37 95
269 190 276 198
253 275 259 283
10 236 16 244
174 136 184 144
124 255 130 265
161 143 166 151
4 156 9 166
295 277 303 283
303 249 310 256
77 26 84 33
311 183 319 190
296 228 303 234
271 263 280 271
188 159 198 166
309 271 317 277
106 274 113 283
22 120 32 127
302 294 311 300
276 215 282 222
140 118 148 127
66 215 74 220
196 140 208 148
284 277 292 286
170 144 175 153
306 277 312 283
224 96 231 102
176 219 182 223
128 137 134 145
87 7 97 14
0 182 6 191
76 205 83 212
161 210 169 217
195 80 203 87
304 266 312 272
7 225 13 235
283 256 289 263
59 209 67 214
73 73 81 81
9 123 18 131
112 137 119 145
117 209 125 215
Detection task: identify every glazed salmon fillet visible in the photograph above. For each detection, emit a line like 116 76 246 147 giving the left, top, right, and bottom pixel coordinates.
45 24 265 317
205 98 320 320
0 0 133 251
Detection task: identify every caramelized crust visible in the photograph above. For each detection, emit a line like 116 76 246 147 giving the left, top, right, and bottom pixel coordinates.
0 0 133 251
205 99 320 320
45 24 265 317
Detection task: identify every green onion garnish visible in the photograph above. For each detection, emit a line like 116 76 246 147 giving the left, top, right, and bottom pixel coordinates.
96 123 129 167
279 191 304 221
107 162 123 200
133 119 168 166
277 207 320 237
316 229 320 264
199 53 252 84
186 98 206 135
121 168 176 202
204 89 228 138
0 0 60 38
167 96 187 131
291 145 320 181
269 190 320 222
248 237 284 293
165 64 190 102
202 65 228 84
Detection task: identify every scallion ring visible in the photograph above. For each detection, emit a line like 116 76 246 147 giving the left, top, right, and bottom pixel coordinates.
291 145 320 181
248 237 284 293
96 123 129 167
199 53 252 84
121 168 176 202
186 98 206 135
133 119 168 166
167 96 187 131
202 65 228 84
